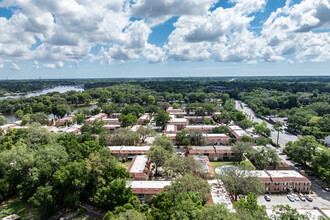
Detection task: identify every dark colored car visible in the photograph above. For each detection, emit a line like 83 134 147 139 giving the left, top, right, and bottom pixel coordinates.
264 195 271 201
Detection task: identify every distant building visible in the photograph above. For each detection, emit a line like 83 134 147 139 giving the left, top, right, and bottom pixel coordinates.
166 107 186 116
108 146 151 161
165 133 230 145
127 155 150 181
138 113 151 125
184 125 217 133
55 116 74 126
103 124 121 132
85 113 107 124
164 124 177 134
185 116 213 124
188 146 234 161
103 118 120 125
228 125 249 141
168 115 189 130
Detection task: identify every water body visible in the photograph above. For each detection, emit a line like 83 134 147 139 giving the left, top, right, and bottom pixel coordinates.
0 85 84 100
2 85 88 122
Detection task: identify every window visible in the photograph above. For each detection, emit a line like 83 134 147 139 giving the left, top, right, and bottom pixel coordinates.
283 182 288 186
283 187 287 191
275 187 279 191
275 182 280 185
304 182 309 186
304 187 308 191
295 182 300 186
296 187 300 191
265 182 270 186
266 187 269 191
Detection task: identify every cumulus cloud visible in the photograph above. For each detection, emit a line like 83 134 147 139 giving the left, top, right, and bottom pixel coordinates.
43 61 64 69
0 0 329 67
131 0 217 25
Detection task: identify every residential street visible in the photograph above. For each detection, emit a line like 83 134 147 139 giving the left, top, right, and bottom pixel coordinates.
235 101 298 147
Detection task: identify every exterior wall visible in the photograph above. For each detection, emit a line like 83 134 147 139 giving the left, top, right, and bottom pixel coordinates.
263 181 311 193
207 136 230 145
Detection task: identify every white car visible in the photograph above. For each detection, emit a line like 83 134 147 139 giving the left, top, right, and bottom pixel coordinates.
298 193 306 201
287 195 295 202
292 194 300 201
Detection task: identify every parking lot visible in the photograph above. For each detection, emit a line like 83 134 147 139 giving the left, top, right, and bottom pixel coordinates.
257 194 330 210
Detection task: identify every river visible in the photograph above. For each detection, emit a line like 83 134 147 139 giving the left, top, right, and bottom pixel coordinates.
0 85 84 100
1 85 99 122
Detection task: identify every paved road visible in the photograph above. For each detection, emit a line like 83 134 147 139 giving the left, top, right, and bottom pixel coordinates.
235 101 298 147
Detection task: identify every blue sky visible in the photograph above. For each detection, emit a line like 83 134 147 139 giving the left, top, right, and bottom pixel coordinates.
0 0 329 79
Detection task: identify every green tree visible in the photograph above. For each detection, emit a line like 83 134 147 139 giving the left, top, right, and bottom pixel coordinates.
234 192 267 220
218 168 264 201
110 128 141 146
163 155 202 178
28 186 56 213
152 136 174 153
154 110 171 127
212 125 229 134
74 113 85 124
254 121 271 137
284 136 319 168
94 179 133 210
14 109 24 120
169 173 211 204
271 205 310 220
137 126 156 143
0 115 9 126
148 146 172 175
231 142 251 163
118 114 137 127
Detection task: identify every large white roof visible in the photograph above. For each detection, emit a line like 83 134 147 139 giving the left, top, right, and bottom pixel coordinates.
130 155 148 173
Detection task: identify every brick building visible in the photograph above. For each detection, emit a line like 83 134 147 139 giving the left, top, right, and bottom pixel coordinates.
251 170 311 193
188 146 234 161
127 155 151 181
164 124 177 134
228 125 249 141
168 115 189 130
184 125 217 133
108 146 151 161
138 113 151 125
126 181 172 204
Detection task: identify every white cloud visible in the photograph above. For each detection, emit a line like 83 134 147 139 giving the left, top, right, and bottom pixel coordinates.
0 63 4 68
33 60 39 69
43 61 64 69
10 63 20 70
0 0 329 67
131 0 217 26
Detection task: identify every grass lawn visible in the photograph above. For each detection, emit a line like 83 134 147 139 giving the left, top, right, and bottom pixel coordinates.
0 197 41 219
210 161 255 171
120 162 131 169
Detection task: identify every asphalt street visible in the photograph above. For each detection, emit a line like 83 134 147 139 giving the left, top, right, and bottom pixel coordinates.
235 101 298 147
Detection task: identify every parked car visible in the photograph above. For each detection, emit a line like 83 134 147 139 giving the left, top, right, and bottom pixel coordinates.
298 193 306 201
286 157 292 160
322 185 330 192
305 195 313 202
264 195 271 201
292 194 300 201
287 195 295 202
279 152 286 155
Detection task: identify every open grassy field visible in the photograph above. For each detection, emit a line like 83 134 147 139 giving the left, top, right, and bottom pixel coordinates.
0 197 41 219
210 160 255 171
